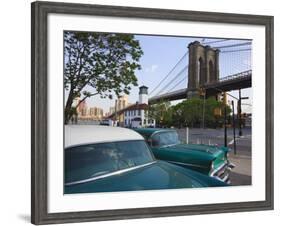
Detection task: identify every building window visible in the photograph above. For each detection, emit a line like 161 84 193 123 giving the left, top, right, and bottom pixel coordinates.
138 109 141 116
144 119 146 125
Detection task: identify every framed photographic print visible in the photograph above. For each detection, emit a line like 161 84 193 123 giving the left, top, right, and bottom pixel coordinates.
31 1 274 224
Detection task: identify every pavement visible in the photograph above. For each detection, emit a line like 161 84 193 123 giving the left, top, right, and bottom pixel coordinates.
228 152 251 185
177 127 252 186
227 133 252 186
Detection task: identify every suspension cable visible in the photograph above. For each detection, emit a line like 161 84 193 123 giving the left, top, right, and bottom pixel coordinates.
149 51 188 96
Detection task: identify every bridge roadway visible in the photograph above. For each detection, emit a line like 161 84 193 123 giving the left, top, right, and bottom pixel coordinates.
149 70 252 103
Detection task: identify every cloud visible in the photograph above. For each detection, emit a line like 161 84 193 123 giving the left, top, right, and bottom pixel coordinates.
145 64 158 73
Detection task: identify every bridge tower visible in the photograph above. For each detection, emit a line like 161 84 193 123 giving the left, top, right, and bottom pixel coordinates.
187 41 220 97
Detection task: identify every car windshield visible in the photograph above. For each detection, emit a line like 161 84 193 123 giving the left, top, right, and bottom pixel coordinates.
65 140 154 184
151 131 180 147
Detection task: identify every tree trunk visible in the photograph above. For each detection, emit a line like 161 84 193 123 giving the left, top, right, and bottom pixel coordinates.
65 90 75 124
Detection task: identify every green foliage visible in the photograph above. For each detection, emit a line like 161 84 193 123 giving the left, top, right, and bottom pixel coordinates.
149 97 231 128
64 31 143 124
147 100 172 128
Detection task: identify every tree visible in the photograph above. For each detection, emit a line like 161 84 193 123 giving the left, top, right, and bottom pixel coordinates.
148 101 171 127
174 97 231 128
64 31 143 124
148 97 231 128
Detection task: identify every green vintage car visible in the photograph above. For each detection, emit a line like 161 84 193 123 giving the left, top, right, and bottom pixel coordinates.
134 128 234 183
64 125 227 194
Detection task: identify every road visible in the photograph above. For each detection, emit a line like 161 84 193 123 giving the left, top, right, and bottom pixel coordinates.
177 127 252 186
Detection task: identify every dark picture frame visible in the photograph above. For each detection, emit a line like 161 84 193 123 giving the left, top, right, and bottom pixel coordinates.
31 1 274 224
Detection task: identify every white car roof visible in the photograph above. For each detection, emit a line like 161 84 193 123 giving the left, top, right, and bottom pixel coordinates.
65 125 144 148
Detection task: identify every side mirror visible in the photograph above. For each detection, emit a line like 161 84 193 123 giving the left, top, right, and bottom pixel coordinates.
147 138 152 146
151 139 159 147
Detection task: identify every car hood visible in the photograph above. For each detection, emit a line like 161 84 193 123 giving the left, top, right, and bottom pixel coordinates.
64 161 226 194
161 143 226 160
153 144 228 170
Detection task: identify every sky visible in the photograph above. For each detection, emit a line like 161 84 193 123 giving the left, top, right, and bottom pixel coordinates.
65 34 252 114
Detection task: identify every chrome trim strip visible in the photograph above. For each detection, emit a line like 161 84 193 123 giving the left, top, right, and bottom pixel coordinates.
228 162 236 169
214 174 229 183
210 162 229 177
65 161 156 186
221 174 229 182
150 130 176 137
167 160 207 169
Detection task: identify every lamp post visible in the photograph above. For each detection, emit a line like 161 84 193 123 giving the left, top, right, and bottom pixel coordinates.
232 100 237 155
237 89 249 136
224 104 227 147
198 87 206 129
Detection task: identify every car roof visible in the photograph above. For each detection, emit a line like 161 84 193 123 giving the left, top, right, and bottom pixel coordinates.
134 128 175 136
65 125 144 148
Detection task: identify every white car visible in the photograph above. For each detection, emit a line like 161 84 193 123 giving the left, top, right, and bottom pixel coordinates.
64 125 227 194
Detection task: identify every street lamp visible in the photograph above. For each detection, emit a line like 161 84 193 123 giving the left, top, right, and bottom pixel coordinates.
198 87 206 129
238 89 249 136
210 87 249 137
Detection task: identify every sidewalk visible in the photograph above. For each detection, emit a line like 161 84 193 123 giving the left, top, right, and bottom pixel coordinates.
228 151 252 186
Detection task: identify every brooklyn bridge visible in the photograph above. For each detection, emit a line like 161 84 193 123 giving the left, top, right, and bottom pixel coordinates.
148 39 252 103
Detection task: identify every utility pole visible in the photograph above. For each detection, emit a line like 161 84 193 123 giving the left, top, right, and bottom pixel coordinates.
237 89 249 136
198 87 206 129
238 89 242 136
201 88 206 129
231 100 237 154
220 91 228 147
224 104 227 147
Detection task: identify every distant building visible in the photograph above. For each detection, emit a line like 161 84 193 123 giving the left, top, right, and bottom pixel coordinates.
107 86 155 128
124 86 155 128
72 98 103 121
107 95 132 126
109 106 115 115
109 95 131 112
89 107 104 120
78 100 87 116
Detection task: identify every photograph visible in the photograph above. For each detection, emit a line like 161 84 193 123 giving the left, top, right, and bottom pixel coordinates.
64 31 252 194
30 1 273 224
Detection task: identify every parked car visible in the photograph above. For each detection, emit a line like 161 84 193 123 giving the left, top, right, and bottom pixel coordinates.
64 125 227 194
99 119 112 126
134 128 234 183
